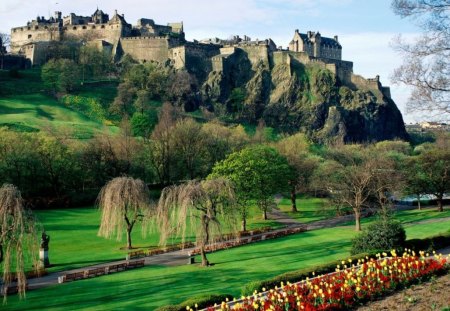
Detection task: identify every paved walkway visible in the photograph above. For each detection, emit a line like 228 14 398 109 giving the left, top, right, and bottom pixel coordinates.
17 204 450 291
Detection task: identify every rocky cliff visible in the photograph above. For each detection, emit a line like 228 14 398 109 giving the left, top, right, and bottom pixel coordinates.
200 50 408 143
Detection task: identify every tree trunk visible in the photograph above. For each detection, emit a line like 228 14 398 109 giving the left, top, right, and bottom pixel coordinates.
354 208 361 231
241 218 247 232
417 194 421 210
201 215 210 266
126 226 133 249
291 184 298 212
0 244 3 263
437 196 443 212
263 209 267 220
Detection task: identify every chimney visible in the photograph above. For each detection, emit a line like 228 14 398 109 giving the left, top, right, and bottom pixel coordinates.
334 35 338 42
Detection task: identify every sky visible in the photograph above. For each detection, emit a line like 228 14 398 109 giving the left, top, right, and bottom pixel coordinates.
0 0 425 123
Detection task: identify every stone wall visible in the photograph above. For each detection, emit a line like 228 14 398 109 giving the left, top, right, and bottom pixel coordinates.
120 37 174 63
10 25 61 53
238 45 270 68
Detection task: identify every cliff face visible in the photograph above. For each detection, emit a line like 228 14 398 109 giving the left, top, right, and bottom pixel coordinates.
200 49 408 143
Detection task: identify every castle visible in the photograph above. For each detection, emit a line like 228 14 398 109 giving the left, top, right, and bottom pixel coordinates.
9 8 391 97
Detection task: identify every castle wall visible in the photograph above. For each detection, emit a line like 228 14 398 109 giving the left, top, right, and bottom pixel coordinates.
238 45 270 68
121 37 173 63
10 25 61 53
62 23 128 43
173 43 220 81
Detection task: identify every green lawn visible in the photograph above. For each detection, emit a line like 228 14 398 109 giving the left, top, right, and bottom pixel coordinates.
4 213 450 311
3 206 449 310
277 196 344 223
0 94 117 138
32 205 284 273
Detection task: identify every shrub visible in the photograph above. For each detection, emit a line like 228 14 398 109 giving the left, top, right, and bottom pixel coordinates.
405 232 450 252
351 217 406 255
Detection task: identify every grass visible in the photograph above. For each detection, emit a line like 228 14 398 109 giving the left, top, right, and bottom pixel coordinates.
277 195 344 223
0 94 117 139
3 207 450 310
32 205 284 273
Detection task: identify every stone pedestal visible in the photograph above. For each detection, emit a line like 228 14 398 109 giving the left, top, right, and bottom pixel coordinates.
39 248 50 268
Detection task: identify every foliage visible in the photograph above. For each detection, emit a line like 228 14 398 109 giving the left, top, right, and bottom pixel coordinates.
415 134 450 211
391 0 450 116
130 111 158 137
313 144 403 231
97 177 151 249
60 94 107 122
351 215 406 255
41 58 81 94
156 178 238 266
274 133 319 212
0 184 39 300
405 231 450 252
210 145 292 229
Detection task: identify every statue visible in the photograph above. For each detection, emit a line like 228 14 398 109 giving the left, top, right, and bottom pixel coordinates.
40 231 50 251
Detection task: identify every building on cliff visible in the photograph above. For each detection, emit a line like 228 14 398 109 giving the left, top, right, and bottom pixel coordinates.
10 8 391 99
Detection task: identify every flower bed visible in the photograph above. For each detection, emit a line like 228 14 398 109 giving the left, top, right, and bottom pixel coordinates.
201 250 449 311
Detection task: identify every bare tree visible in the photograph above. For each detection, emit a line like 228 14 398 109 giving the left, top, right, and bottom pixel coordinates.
0 33 10 70
149 103 178 185
0 184 39 301
97 177 151 249
391 0 450 118
156 178 238 266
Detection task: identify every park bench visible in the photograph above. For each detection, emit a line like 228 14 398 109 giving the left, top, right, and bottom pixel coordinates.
59 271 86 283
86 267 106 278
108 263 127 273
126 259 145 269
126 250 145 260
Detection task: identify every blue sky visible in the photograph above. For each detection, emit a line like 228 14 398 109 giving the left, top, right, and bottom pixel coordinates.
0 0 423 122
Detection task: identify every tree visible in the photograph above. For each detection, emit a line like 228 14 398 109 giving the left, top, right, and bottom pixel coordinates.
417 139 450 211
149 103 178 185
172 119 208 180
314 145 400 231
41 58 81 94
156 178 238 266
391 0 449 117
0 184 39 300
97 177 151 249
275 133 319 212
0 33 10 70
403 156 430 209
210 146 292 230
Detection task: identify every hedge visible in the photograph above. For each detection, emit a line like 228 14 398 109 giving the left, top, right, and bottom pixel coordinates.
155 294 234 311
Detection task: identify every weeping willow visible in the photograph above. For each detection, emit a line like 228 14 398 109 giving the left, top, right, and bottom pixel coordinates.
97 177 152 249
0 184 39 302
156 178 239 266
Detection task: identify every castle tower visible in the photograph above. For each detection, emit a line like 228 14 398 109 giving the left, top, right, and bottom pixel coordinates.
312 32 321 58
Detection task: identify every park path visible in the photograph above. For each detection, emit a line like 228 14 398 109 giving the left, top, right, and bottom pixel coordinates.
19 204 450 291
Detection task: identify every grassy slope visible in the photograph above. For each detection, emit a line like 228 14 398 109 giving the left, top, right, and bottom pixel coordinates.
0 69 118 138
4 207 450 310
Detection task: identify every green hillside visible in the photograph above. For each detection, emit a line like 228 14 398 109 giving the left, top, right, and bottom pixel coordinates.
0 69 118 138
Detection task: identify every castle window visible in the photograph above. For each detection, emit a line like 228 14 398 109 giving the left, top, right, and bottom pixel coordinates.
73 26 77 30
13 29 16 33
82 26 87 29
101 25 105 29
92 25 96 29
28 34 32 39
27 27 31 30
35 26 38 30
